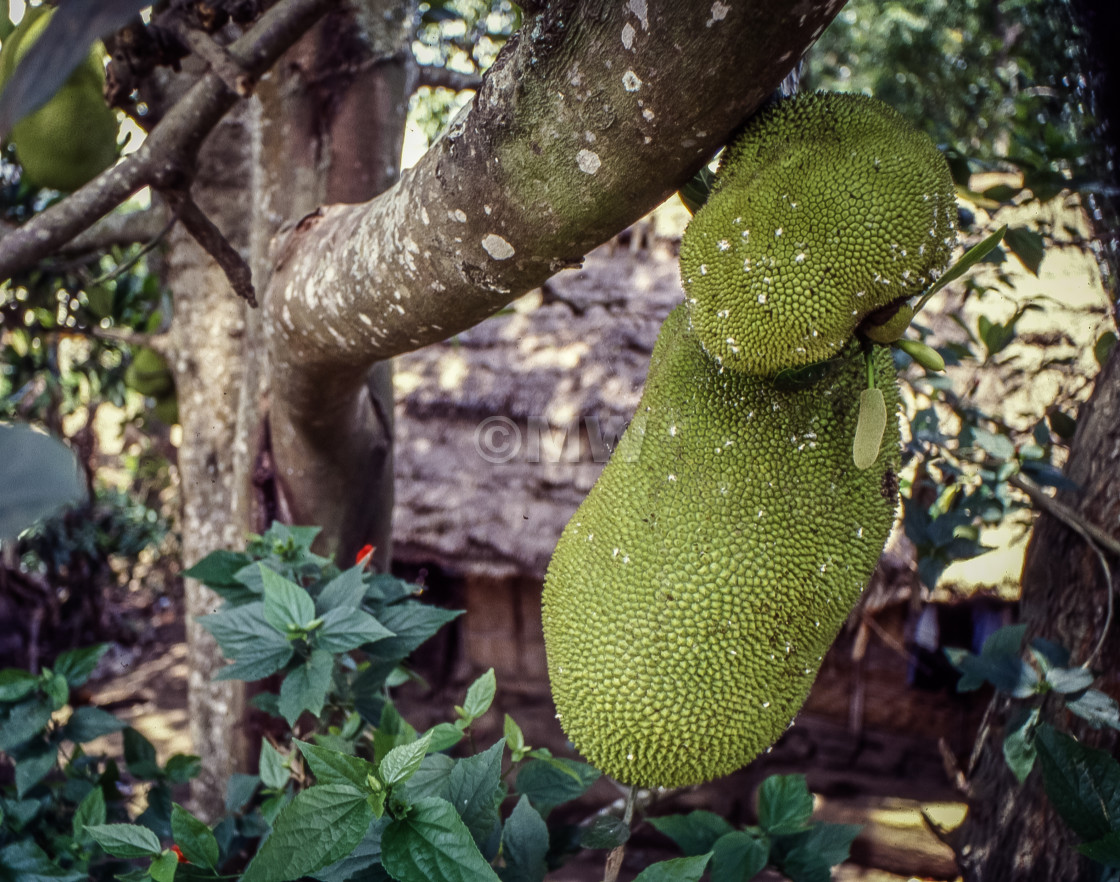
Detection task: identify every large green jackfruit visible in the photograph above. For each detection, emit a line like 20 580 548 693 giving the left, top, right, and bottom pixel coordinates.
679 92 956 376
0 9 118 191
542 306 901 787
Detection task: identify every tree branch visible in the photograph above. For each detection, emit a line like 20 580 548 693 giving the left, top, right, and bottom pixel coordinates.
59 204 172 254
415 63 482 92
0 0 339 282
268 0 845 422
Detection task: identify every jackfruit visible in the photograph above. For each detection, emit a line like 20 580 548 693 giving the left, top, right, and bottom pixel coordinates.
542 306 900 787
679 92 956 376
0 9 118 191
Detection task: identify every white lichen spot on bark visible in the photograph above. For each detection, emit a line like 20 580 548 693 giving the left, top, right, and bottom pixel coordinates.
622 70 642 92
628 0 649 30
577 149 602 174
621 22 636 49
707 1 730 25
449 208 468 223
482 233 515 260
642 108 655 121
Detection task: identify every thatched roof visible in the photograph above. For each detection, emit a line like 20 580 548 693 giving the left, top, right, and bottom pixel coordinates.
392 241 683 579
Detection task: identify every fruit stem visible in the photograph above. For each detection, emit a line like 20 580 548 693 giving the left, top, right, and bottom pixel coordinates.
603 786 637 882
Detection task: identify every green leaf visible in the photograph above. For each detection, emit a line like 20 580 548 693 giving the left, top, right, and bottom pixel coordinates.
374 704 418 762
1045 667 1095 694
72 785 107 843
0 423 85 538
1079 830 1120 868
316 607 394 654
459 668 496 723
401 753 456 802
648 811 735 856
225 773 260 812
972 427 1015 461
370 603 462 661
65 706 127 742
678 165 715 215
124 727 162 779
425 721 465 752
259 740 290 791
54 644 111 688
182 550 254 588
579 815 630 850
261 565 317 632
1002 707 1040 783
85 822 163 858
279 649 335 725
148 850 179 882
1066 689 1120 730
42 672 68 709
297 740 376 789
513 757 599 817
171 803 220 870
447 740 504 849
0 698 52 750
381 797 501 882
632 852 712 882
917 225 1007 306
1095 331 1118 369
0 839 87 881
241 784 375 882
1003 226 1045 275
1035 724 1120 841
15 743 57 797
312 817 391 882
164 754 202 784
757 775 814 835
0 669 39 703
499 795 549 882
789 822 862 867
380 731 433 787
503 714 527 760
710 830 768 882
198 603 293 681
316 566 369 613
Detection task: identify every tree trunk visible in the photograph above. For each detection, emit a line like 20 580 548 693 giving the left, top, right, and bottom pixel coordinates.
957 342 1120 879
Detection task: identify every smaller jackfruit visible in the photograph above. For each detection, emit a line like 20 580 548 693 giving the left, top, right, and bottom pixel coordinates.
861 302 915 344
679 92 957 377
0 10 118 191
853 386 887 470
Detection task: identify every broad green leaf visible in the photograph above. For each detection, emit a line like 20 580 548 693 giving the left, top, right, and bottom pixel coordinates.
316 566 368 613
164 754 202 784
648 811 735 856
514 757 599 816
241 784 375 882
316 607 394 654
225 773 261 812
182 551 253 588
1066 689 1120 730
446 740 505 849
0 699 53 750
401 753 456 802
579 815 630 850
1095 331 1118 369
916 226 1007 308
425 721 465 752
1045 666 1095 694
1003 226 1044 275
296 740 375 789
312 816 391 882
259 740 290 791
72 785 107 843
504 714 527 760
85 823 162 858
632 853 712 882
0 669 38 703
1035 724 1120 841
124 727 161 779
459 669 496 722
198 603 293 681
500 796 549 882
148 850 179 882
171 804 219 870
1079 830 1120 868
64 706 127 742
0 423 84 539
369 603 462 661
279 649 335 725
710 830 768 882
381 797 501 882
15 743 56 797
54 643 111 688
373 704 418 763
757 775 814 835
1002 707 1040 783
0 838 87 881
261 565 317 632
380 732 433 787
784 822 862 868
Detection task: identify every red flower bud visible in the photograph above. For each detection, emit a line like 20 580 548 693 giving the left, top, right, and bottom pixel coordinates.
171 844 189 864
356 544 375 567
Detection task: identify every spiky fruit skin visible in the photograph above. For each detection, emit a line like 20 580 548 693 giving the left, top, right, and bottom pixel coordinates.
542 306 900 787
679 92 957 376
0 10 118 191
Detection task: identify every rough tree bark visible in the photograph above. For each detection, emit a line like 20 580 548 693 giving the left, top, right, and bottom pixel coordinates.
957 338 1120 879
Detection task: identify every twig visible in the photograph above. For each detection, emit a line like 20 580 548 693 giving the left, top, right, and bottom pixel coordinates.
61 204 172 254
1007 471 1120 560
0 0 338 282
171 21 256 96
86 208 180 287
162 190 256 306
603 785 637 882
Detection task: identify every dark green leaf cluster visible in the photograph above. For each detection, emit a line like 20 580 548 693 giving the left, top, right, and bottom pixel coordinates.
645 775 860 882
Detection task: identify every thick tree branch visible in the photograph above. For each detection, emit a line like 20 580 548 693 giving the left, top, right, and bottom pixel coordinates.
268 0 846 422
0 0 338 281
